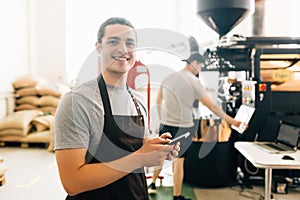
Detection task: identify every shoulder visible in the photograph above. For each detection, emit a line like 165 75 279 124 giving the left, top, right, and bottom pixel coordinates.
57 79 102 114
72 79 99 98
68 79 100 102
180 71 200 83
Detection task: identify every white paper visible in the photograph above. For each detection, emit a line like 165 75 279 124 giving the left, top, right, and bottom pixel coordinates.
231 105 255 133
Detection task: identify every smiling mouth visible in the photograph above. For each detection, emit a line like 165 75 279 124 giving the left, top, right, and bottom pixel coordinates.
112 56 130 61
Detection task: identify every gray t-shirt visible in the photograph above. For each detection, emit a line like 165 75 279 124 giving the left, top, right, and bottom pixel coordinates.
160 70 208 127
54 79 148 158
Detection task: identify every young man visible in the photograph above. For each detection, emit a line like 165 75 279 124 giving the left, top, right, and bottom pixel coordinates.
149 53 243 200
55 17 179 200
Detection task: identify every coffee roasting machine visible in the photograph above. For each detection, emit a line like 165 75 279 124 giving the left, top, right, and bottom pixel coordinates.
197 0 300 142
184 0 300 187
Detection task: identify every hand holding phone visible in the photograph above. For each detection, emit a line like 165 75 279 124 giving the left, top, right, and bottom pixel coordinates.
168 132 190 145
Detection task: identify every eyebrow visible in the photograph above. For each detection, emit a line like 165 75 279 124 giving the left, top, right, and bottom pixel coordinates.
107 36 120 40
127 38 136 43
107 36 136 43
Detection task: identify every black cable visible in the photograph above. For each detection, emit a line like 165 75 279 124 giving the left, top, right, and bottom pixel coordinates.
244 158 259 175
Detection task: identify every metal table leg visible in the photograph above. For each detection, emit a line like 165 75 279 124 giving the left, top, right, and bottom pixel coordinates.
265 168 273 200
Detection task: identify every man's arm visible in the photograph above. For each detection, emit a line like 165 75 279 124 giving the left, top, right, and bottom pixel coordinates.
199 96 240 127
56 136 177 196
56 148 135 196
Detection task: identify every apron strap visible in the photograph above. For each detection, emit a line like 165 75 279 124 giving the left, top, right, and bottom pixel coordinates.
126 85 143 117
98 74 113 115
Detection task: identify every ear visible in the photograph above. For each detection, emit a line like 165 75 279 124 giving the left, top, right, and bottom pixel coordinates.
95 41 102 54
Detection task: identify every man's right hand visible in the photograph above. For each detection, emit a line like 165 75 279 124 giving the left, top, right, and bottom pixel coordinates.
135 134 180 167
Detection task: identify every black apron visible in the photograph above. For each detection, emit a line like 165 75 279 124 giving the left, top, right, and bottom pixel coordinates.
66 75 149 200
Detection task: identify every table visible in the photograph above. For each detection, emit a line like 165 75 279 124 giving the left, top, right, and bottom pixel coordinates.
234 142 300 200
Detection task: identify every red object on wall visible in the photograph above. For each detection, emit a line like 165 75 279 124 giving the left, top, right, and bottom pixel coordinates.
127 61 151 126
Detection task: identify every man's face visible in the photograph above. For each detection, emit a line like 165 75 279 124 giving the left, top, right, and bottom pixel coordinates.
191 61 204 74
98 24 136 75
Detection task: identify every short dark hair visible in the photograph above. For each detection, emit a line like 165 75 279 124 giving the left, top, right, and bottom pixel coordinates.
182 53 205 64
97 17 135 43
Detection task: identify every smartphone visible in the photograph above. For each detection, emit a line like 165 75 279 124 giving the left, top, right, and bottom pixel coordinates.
168 132 190 145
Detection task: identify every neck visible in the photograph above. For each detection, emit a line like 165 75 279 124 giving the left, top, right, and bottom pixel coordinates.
183 65 189 71
102 70 128 87
183 64 197 75
183 65 192 73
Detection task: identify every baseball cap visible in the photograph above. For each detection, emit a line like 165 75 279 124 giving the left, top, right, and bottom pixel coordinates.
182 53 205 63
